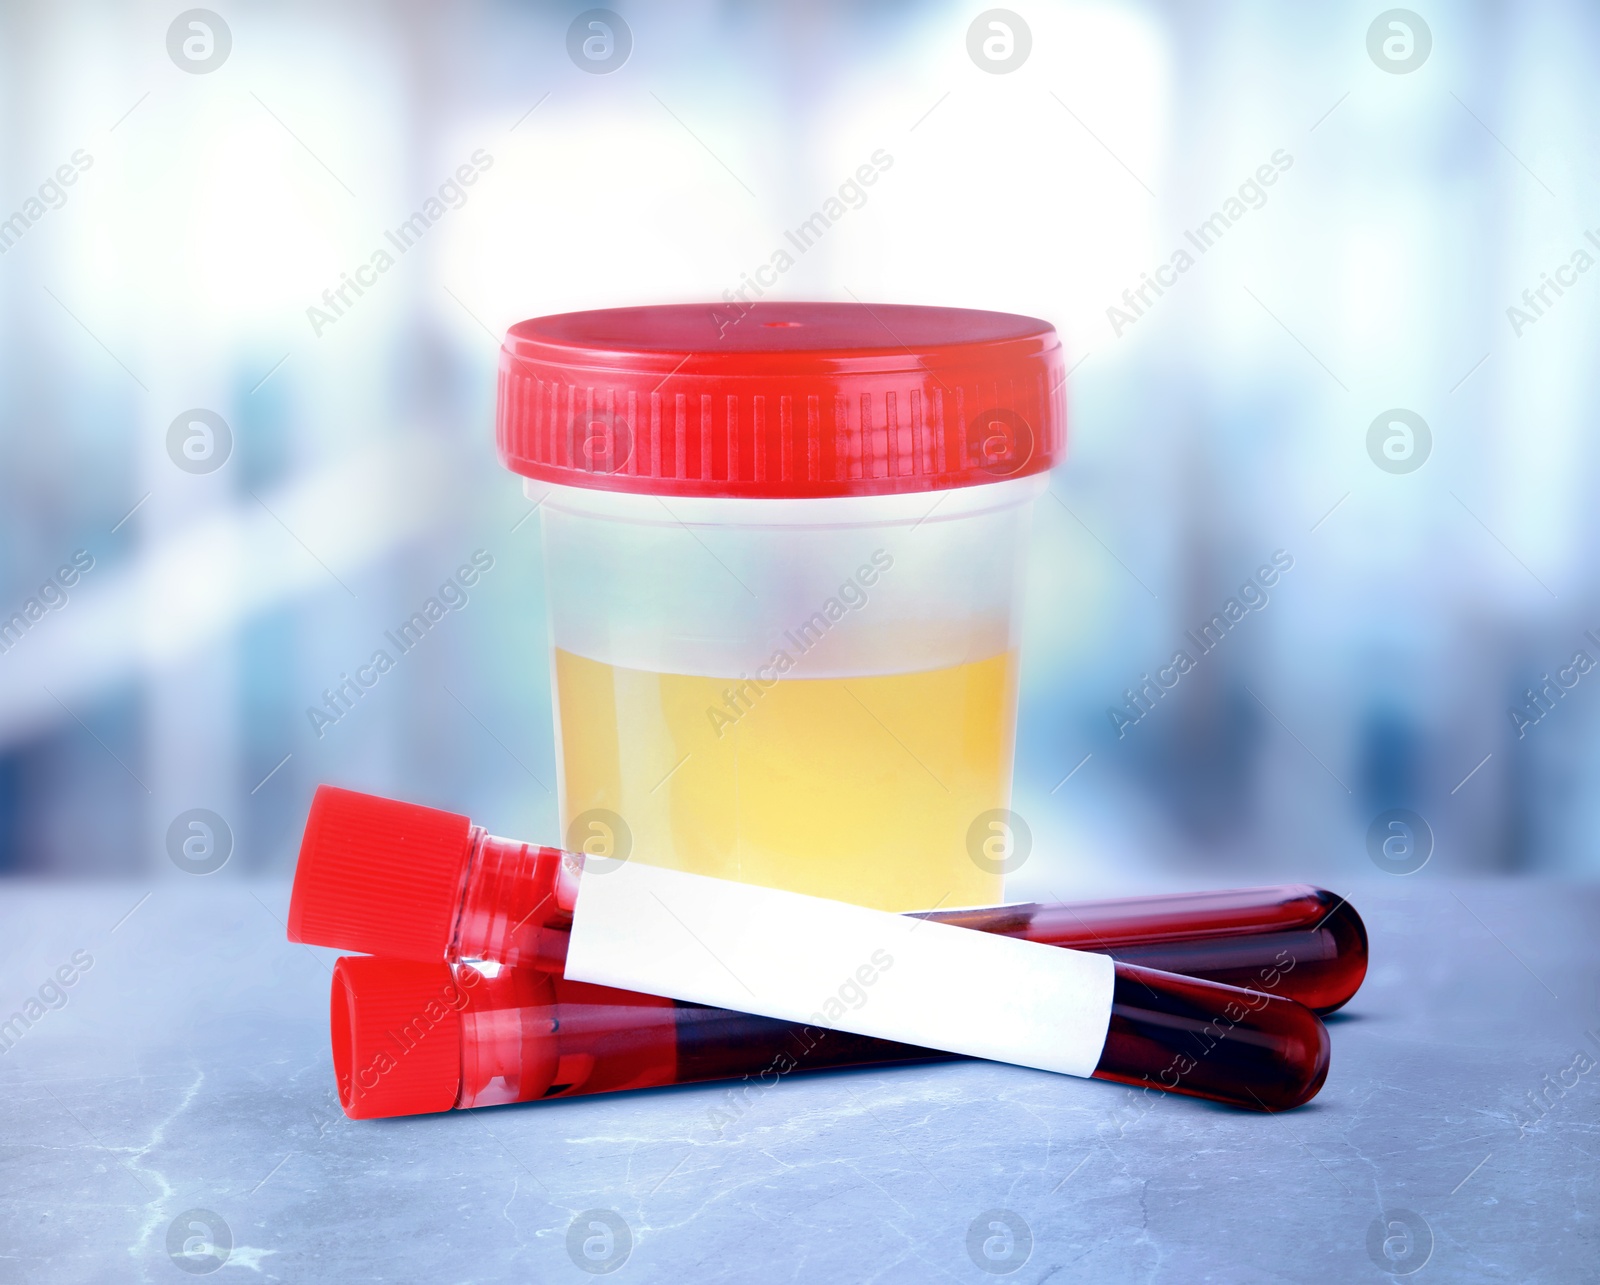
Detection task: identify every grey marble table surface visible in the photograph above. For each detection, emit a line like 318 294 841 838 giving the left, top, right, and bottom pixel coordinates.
0 878 1595 1284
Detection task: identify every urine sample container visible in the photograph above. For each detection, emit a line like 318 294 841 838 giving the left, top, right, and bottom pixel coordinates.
496 302 1065 911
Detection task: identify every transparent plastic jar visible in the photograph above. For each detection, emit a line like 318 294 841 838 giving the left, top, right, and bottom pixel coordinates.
497 303 1065 911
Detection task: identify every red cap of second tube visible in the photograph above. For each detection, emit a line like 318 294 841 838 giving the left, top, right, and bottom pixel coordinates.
330 956 464 1119
287 786 473 960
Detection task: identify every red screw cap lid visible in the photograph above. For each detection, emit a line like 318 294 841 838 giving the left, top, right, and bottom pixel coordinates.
330 956 466 1119
496 302 1066 498
287 785 473 962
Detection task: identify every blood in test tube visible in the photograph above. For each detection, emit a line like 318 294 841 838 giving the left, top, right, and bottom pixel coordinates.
329 955 1329 1120
288 786 1367 1014
915 885 1367 1015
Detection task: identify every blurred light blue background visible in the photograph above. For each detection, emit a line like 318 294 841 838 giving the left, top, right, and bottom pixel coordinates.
2 0 1595 888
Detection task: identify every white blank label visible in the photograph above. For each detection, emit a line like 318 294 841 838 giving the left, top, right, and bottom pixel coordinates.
565 861 1114 1078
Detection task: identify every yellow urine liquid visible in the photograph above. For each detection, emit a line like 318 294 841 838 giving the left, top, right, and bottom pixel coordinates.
552 648 1018 912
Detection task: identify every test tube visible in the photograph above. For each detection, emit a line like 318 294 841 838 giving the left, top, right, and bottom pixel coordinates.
330 954 1329 1120
288 786 1367 1013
